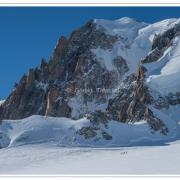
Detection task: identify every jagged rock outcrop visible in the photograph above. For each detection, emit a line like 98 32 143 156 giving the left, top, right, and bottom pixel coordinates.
45 86 60 116
152 23 180 50
106 65 168 135
0 20 119 120
141 48 163 64
113 56 129 75
166 92 180 105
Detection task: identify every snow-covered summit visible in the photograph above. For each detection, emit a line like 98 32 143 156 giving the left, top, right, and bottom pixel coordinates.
94 17 144 26
94 17 180 43
94 17 148 43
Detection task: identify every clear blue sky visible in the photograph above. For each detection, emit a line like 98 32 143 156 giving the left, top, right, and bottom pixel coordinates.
0 7 180 99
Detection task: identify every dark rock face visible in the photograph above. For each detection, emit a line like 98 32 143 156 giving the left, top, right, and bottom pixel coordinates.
141 24 180 65
152 24 180 51
166 92 180 105
86 110 109 127
101 131 112 140
78 127 98 139
106 66 168 135
1 73 48 119
141 48 163 64
113 56 129 75
144 108 168 135
0 20 118 120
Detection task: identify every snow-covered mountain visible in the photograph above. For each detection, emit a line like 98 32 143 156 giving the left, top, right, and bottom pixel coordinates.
0 17 180 148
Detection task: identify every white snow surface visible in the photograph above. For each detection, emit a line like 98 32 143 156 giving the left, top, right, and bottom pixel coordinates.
0 113 179 174
0 113 179 175
0 112 179 149
1 140 180 174
94 17 148 44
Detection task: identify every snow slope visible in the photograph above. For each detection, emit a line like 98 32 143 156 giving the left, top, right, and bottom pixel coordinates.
145 36 180 95
93 18 180 75
94 17 148 45
92 17 180 124
0 114 179 149
1 140 180 174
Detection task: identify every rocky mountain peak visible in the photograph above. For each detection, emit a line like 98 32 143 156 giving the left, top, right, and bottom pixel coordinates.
52 36 69 62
